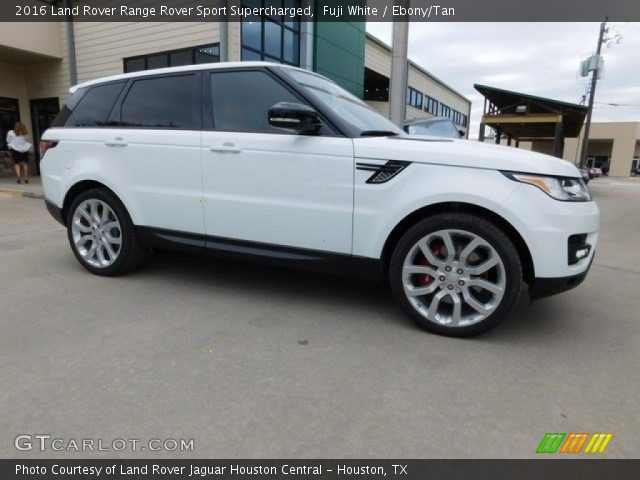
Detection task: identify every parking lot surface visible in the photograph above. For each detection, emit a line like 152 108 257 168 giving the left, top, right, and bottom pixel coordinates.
1 178 639 458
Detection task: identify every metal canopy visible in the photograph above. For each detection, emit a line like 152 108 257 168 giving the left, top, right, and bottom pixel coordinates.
474 84 588 157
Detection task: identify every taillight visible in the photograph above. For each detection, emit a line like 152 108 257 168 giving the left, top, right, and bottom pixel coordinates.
39 140 58 158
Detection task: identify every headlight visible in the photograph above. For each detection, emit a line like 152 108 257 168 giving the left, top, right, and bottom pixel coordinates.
502 172 591 202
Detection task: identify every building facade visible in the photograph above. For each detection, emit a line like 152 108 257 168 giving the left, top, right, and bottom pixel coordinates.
364 34 471 136
1 6 470 176
513 123 640 177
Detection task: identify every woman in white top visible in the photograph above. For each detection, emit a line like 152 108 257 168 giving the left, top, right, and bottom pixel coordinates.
6 122 32 184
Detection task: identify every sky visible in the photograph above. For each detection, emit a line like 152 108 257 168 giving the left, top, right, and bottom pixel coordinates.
365 22 640 138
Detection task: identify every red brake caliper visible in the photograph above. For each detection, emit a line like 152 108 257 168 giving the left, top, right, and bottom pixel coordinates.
418 242 442 286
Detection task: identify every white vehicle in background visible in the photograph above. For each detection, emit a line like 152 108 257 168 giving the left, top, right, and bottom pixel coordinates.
40 62 599 337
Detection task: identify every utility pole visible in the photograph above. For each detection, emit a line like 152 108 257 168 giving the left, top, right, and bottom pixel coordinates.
579 19 608 166
388 1 409 127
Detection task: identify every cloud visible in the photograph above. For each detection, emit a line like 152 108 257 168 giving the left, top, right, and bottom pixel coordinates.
366 22 640 138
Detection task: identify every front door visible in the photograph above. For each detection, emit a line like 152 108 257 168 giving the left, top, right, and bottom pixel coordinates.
200 69 354 256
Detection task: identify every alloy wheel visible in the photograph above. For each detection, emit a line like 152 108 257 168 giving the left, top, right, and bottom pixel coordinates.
402 229 506 327
71 199 122 268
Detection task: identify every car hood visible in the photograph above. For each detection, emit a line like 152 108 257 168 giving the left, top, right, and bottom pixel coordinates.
353 136 580 177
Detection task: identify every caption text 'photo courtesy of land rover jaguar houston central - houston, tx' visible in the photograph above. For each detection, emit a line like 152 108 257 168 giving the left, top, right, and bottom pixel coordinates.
39 62 599 337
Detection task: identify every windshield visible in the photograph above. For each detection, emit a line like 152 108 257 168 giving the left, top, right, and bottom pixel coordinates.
407 119 460 138
283 68 403 135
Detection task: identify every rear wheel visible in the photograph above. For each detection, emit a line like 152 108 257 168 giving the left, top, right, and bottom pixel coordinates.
389 212 522 337
66 188 151 276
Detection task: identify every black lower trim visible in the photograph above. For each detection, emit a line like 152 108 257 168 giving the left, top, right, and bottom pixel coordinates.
528 257 593 301
45 199 65 226
136 226 206 255
136 226 384 281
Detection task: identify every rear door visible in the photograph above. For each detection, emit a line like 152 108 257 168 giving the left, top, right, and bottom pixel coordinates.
105 72 204 235
200 68 354 255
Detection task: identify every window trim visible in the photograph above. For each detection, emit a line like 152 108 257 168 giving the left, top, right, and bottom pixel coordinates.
109 71 202 131
202 66 340 137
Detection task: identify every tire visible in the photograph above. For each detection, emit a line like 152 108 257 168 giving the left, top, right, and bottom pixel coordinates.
389 212 523 337
66 187 151 276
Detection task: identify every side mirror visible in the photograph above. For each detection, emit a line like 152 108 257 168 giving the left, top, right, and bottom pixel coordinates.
458 130 465 138
268 102 321 134
403 125 411 134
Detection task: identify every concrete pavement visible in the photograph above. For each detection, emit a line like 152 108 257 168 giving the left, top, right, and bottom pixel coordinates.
0 175 44 199
0 178 638 459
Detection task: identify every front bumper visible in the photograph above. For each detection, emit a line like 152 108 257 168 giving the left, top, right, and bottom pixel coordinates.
500 183 599 279
529 256 593 301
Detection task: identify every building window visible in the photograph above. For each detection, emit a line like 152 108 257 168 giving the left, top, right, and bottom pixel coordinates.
241 0 301 65
406 87 423 109
461 114 468 127
424 96 439 115
123 44 220 73
440 103 451 119
452 110 461 125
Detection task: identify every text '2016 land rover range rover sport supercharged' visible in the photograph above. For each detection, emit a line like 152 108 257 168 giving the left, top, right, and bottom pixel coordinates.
40 62 599 337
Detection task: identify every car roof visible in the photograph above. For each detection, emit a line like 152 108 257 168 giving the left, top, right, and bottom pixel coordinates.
70 61 303 93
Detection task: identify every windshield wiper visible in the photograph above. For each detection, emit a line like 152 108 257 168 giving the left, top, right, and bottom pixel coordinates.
359 130 400 137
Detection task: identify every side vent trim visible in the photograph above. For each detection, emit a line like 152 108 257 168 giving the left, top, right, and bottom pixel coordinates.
356 161 411 184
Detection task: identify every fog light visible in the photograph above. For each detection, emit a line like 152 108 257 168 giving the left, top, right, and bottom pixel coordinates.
568 234 591 265
575 248 589 259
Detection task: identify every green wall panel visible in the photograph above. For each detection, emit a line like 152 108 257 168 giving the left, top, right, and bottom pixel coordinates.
313 6 365 98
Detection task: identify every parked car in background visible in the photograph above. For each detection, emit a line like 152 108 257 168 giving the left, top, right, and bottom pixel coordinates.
578 166 590 184
40 62 598 337
404 117 464 139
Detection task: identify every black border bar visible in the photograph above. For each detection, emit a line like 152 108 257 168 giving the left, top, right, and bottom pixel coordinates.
2 0 640 22
2 459 640 480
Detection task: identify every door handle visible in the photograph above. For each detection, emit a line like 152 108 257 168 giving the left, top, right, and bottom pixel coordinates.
210 143 241 154
105 137 128 147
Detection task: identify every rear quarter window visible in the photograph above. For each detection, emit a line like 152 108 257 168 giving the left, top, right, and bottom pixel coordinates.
52 82 125 128
64 82 126 127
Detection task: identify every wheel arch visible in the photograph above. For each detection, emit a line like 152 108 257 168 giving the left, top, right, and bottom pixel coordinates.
380 202 535 285
62 180 127 225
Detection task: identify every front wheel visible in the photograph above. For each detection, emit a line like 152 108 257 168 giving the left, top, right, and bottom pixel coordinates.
389 213 523 337
66 188 151 276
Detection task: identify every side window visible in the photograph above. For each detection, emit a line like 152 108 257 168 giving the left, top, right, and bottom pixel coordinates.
64 82 125 127
210 70 301 134
120 75 195 129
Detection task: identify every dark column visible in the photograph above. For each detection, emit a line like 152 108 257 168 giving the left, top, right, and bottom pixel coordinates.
515 139 520 148
507 136 512 146
63 0 77 85
478 122 485 142
495 128 502 145
552 120 564 158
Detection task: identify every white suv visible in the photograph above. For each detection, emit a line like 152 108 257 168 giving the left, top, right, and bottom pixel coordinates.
40 62 599 336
